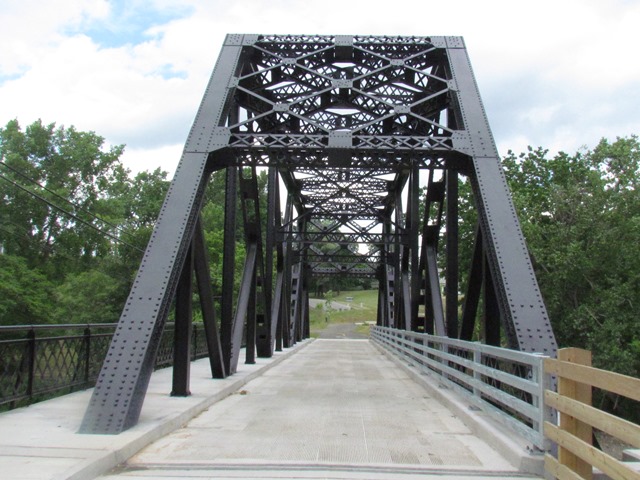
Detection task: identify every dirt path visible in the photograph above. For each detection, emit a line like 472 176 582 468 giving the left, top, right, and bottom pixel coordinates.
313 321 369 339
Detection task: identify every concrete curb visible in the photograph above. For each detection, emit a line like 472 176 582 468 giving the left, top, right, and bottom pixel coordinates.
56 339 313 480
371 340 545 476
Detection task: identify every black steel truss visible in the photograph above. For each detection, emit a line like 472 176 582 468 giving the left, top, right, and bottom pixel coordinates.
81 34 557 434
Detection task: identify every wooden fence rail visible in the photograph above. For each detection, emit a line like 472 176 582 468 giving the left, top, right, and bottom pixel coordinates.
544 347 640 480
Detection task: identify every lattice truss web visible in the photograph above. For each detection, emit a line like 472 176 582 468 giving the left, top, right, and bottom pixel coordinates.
233 35 450 136
226 35 458 279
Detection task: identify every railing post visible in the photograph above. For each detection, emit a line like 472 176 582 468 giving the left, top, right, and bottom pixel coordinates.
192 323 198 361
531 353 549 451
26 328 36 399
84 326 91 385
403 331 409 360
415 333 424 368
1 324 120 409
557 347 592 480
473 345 481 399
172 242 194 397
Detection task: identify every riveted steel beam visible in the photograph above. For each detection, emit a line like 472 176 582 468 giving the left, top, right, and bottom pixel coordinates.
82 34 556 434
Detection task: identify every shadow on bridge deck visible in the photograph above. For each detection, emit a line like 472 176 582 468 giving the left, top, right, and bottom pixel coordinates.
0 339 543 480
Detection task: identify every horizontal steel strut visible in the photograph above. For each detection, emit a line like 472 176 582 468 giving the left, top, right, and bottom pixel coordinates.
80 34 557 434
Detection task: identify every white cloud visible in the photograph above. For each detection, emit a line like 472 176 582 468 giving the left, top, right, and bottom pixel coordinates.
120 143 183 175
0 0 639 174
0 0 109 75
497 134 531 157
0 33 197 145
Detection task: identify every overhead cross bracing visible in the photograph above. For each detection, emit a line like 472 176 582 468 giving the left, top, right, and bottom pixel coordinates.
81 34 557 434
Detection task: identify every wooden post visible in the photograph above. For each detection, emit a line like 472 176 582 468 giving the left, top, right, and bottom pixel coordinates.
557 347 593 480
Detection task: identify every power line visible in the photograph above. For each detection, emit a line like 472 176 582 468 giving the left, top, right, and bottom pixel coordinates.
0 173 144 253
0 220 142 287
0 160 140 243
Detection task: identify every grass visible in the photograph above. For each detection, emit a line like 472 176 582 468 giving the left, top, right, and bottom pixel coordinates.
354 322 373 336
309 289 378 337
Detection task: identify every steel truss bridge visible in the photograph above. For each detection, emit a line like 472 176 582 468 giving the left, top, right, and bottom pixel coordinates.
81 34 557 434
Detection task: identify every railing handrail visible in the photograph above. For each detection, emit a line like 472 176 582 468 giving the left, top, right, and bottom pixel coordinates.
371 325 548 450
372 327 640 479
0 321 208 334
543 349 640 480
545 357 640 403
384 327 548 363
0 323 119 333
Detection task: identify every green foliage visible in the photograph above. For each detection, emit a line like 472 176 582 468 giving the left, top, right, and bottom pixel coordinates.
54 269 123 324
201 169 250 299
0 254 54 325
309 289 378 335
0 119 169 325
323 290 336 322
502 136 640 417
0 119 128 276
0 120 270 329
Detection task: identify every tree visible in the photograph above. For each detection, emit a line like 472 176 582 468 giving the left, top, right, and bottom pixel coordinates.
0 119 170 325
54 270 123 324
0 254 54 325
502 137 640 418
0 119 128 277
115 168 170 274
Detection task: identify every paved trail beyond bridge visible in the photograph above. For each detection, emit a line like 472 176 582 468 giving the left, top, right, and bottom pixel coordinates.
98 340 539 479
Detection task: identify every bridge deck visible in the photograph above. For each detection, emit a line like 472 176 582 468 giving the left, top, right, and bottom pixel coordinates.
101 340 538 479
0 339 542 479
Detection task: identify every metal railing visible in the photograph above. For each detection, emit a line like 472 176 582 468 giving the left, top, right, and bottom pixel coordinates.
371 325 549 450
0 322 210 409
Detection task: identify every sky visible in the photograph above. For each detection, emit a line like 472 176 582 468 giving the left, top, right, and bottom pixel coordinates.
1 0 639 176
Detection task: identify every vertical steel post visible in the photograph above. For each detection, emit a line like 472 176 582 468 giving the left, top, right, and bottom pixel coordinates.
408 165 421 332
282 196 294 348
484 255 501 346
460 225 483 341
193 217 226 378
382 220 395 328
376 270 384 327
245 271 257 365
425 244 446 335
220 166 238 373
271 174 285 352
192 324 197 361
446 169 459 338
394 188 406 329
261 166 278 357
172 240 193 396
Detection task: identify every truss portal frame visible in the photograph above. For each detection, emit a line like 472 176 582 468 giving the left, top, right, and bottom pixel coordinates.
80 34 557 434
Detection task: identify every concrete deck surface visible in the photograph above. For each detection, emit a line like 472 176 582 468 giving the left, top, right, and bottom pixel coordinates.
96 340 541 480
0 341 310 480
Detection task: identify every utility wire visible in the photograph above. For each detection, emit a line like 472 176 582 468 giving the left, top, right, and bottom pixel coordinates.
0 220 142 287
0 173 144 253
0 160 140 243
0 214 146 283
